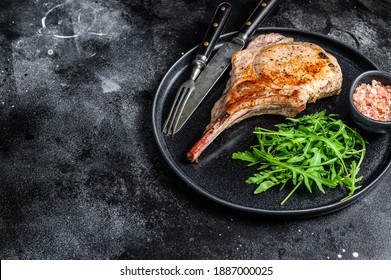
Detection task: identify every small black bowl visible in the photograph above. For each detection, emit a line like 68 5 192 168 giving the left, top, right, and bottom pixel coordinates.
349 70 391 133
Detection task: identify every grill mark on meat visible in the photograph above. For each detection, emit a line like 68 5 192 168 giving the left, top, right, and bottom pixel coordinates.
318 52 329 59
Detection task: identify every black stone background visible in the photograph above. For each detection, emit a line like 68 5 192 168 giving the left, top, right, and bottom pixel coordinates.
0 0 390 259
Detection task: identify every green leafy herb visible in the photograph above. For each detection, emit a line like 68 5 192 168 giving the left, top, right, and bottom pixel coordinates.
232 110 366 205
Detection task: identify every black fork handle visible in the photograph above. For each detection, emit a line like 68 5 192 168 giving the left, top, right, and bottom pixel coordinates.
197 2 232 63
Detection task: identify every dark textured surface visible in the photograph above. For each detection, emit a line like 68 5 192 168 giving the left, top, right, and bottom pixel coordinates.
0 0 390 259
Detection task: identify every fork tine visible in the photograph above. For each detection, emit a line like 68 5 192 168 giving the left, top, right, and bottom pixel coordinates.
166 86 191 135
170 87 193 134
163 86 186 134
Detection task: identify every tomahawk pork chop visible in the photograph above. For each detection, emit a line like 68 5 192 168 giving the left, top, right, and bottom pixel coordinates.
187 33 342 163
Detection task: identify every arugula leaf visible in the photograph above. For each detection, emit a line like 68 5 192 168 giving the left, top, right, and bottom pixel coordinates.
232 110 367 205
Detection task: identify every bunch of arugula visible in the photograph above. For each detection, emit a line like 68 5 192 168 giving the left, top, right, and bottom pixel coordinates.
232 110 366 205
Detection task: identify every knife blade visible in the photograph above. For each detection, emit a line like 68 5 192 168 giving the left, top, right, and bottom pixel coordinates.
172 0 279 134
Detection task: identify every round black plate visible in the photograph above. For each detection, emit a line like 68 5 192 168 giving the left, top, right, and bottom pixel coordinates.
152 28 391 218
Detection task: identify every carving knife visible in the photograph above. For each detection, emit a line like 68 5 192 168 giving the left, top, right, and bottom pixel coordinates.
172 0 279 134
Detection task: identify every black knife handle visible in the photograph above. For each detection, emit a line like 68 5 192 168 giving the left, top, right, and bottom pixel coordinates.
197 2 232 62
236 0 279 44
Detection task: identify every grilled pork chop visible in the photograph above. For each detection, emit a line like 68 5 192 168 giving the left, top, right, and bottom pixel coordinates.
187 33 342 163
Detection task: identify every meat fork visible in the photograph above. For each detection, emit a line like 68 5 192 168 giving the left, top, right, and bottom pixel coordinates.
163 2 232 135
